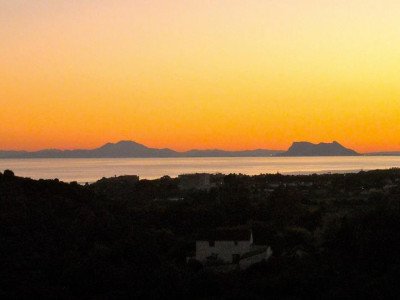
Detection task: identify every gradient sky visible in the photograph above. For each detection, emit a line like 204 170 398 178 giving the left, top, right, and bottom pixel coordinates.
1 0 400 152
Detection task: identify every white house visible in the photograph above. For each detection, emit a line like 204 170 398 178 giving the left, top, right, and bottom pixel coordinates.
193 227 272 269
195 228 253 264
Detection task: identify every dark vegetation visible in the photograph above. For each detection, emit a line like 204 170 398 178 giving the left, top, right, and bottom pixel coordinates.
1 168 400 299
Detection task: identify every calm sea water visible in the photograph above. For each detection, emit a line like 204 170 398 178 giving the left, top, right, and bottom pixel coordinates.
0 157 399 184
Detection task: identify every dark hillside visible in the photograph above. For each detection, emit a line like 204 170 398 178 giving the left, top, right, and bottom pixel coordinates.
0 171 184 299
2 169 400 299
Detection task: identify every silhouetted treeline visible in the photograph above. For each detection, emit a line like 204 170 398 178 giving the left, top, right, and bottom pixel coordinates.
1 168 400 299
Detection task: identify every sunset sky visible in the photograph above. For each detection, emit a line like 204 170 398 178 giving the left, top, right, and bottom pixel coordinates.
1 0 400 152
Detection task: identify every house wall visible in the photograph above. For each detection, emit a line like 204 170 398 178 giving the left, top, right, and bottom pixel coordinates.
239 247 273 269
239 252 267 269
196 240 251 263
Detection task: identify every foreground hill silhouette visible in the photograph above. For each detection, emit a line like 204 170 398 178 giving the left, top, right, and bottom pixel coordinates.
2 169 400 298
279 141 360 156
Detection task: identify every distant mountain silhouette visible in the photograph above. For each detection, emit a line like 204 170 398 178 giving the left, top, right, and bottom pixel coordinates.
2 140 397 158
87 141 176 158
0 141 282 158
278 141 360 156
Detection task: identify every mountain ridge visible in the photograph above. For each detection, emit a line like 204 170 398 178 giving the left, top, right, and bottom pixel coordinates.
0 140 282 158
278 141 360 156
0 140 397 158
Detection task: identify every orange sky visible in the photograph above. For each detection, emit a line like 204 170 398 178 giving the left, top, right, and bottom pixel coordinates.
1 0 400 152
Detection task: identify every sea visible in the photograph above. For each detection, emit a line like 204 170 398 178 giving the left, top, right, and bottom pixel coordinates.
0 156 399 184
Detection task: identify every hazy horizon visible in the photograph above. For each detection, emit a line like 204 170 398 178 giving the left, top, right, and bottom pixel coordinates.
1 139 398 154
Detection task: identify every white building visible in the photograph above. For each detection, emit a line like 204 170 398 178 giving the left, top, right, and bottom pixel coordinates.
196 228 253 264
194 227 272 268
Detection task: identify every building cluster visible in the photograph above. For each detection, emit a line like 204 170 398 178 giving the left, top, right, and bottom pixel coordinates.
178 173 211 191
